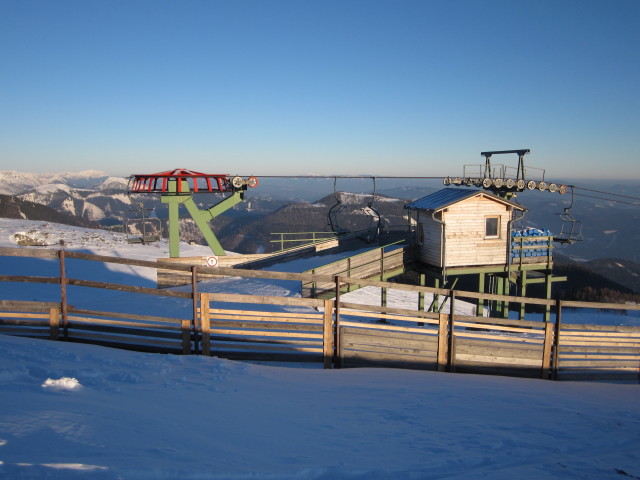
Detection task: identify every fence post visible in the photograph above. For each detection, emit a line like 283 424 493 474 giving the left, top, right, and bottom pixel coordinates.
334 276 343 369
437 313 448 372
191 266 199 354
447 290 456 372
551 299 562 380
49 307 60 340
322 299 333 369
200 293 211 356
181 319 191 354
541 319 554 379
58 250 68 340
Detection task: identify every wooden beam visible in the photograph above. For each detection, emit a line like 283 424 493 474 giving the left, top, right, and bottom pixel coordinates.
49 307 60 340
541 321 554 379
200 293 211 356
437 313 448 372
181 319 191 354
323 299 333 369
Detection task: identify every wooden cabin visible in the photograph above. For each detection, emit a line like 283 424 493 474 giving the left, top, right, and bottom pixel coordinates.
405 188 526 269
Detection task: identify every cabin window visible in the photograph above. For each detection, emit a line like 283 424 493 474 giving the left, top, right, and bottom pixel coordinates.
485 216 500 238
417 222 424 245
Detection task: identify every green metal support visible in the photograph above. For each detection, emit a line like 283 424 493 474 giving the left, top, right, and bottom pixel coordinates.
437 277 458 313
428 277 441 312
477 272 485 317
494 274 504 317
502 275 510 319
418 273 426 312
519 271 527 320
161 178 244 258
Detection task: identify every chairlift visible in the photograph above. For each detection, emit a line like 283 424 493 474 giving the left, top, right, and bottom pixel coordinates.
126 203 162 244
327 177 381 241
362 177 381 241
553 186 583 244
327 178 349 235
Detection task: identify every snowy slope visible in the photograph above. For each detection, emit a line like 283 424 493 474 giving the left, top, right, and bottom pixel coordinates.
0 219 639 479
0 333 638 480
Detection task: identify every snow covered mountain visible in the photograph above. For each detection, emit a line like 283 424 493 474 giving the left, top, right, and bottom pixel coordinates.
16 183 133 223
0 170 136 224
0 170 112 195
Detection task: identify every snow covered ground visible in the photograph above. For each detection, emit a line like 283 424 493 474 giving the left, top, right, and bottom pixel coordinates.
1 219 639 479
1 333 639 480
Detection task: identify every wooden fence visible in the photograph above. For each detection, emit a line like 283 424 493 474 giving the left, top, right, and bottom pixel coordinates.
1 246 639 383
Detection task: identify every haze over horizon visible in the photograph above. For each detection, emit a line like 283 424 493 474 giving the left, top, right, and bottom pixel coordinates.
1 1 639 180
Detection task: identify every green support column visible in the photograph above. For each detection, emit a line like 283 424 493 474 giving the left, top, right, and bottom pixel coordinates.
418 273 426 311
502 275 510 319
167 198 181 258
162 179 186 258
494 274 504 317
477 272 485 317
519 271 527 320
429 277 441 312
379 287 388 324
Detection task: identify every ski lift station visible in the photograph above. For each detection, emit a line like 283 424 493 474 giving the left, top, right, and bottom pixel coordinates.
130 150 578 318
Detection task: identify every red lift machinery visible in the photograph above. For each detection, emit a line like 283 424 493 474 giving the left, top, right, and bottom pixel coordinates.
128 169 258 258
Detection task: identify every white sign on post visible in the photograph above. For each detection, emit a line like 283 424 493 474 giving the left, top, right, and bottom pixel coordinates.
205 256 218 268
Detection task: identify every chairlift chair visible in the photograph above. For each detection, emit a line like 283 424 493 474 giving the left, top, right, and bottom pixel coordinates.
553 186 583 244
327 177 382 241
126 202 162 244
327 186 349 235
554 208 583 244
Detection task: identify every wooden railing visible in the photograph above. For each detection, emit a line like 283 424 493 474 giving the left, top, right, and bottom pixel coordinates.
302 241 411 298
1 246 639 383
270 231 338 252
510 234 554 266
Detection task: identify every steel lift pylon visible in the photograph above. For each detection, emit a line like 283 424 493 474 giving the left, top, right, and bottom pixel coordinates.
128 169 258 258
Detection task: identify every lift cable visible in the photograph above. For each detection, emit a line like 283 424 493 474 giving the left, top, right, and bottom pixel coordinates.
570 186 640 203
570 192 640 207
234 175 443 180
233 174 640 206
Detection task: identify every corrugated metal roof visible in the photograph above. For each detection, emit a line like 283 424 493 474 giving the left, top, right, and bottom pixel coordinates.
404 188 526 211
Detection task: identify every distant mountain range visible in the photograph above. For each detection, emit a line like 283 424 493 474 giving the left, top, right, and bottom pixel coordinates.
1 170 638 260
0 194 96 229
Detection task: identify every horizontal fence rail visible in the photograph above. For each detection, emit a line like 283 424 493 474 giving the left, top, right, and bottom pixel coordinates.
556 322 640 382
66 308 192 354
1 246 639 383
200 293 332 365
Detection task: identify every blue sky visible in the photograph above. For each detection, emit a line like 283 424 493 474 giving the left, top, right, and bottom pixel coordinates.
1 0 639 180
